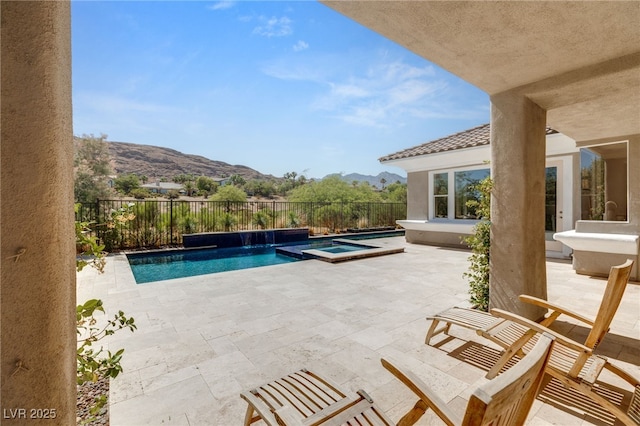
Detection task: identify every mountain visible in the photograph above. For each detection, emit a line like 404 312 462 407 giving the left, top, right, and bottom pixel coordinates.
107 141 272 180
327 172 406 188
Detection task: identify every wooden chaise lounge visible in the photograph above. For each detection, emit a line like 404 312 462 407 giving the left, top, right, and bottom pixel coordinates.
240 334 555 425
425 259 633 364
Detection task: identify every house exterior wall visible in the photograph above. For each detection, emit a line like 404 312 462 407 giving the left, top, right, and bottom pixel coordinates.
406 171 429 219
565 135 640 280
405 171 471 248
394 130 640 280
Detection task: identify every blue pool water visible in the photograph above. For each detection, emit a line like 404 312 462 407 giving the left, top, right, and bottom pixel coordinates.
127 231 404 284
311 244 366 254
128 246 300 284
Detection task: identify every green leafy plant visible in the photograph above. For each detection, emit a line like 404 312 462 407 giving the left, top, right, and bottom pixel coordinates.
75 205 106 273
75 203 136 420
102 203 137 251
219 212 237 231
286 211 301 228
76 299 136 384
462 176 493 311
251 209 272 229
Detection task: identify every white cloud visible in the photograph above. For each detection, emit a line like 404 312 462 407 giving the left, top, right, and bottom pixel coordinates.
293 40 309 52
253 16 293 37
331 83 369 99
208 1 235 11
262 51 486 128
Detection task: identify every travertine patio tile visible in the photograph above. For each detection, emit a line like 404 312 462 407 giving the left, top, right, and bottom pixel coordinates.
141 365 200 394
348 326 394 350
111 375 211 425
76 237 640 425
196 350 254 377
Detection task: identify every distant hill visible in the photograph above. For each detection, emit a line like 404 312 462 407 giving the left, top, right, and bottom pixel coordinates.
326 172 406 189
107 141 272 180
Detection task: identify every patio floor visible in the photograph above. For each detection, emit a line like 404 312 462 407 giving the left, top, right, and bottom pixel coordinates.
77 236 640 425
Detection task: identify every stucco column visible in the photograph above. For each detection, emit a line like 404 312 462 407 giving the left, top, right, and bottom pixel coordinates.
1 2 75 424
489 92 547 320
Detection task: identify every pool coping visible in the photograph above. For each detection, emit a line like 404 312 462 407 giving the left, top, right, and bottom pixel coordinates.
300 238 405 263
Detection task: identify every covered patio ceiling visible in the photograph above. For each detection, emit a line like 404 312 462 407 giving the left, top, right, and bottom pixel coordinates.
322 1 640 142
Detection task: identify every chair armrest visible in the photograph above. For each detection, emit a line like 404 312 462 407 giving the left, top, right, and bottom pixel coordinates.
490 309 593 354
519 295 595 327
381 358 461 426
240 390 280 426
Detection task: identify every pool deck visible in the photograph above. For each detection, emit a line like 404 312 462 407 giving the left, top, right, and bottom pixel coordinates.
77 236 640 425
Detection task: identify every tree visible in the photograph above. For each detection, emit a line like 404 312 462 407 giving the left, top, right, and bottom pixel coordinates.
74 134 113 203
113 174 141 196
210 185 247 202
287 175 382 203
279 171 307 195
173 173 195 184
183 180 196 197
382 182 407 203
196 176 217 194
245 179 276 198
228 174 246 187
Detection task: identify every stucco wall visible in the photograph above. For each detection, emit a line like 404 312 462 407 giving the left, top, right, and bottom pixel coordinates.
406 230 470 248
1 2 76 423
406 171 429 219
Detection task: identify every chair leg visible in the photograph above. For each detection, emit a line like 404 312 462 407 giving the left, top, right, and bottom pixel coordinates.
244 404 256 426
425 319 450 345
396 400 428 426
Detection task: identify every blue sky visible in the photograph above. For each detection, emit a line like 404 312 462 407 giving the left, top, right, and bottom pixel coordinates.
72 1 489 179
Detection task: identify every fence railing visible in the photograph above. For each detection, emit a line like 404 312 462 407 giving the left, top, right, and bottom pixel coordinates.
75 199 407 251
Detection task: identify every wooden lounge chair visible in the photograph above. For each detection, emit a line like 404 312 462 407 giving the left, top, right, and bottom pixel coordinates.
240 369 394 426
489 308 640 426
425 259 634 364
382 333 554 426
239 334 554 426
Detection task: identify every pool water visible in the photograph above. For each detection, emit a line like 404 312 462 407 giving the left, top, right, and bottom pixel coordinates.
127 231 405 284
313 244 367 254
128 246 300 284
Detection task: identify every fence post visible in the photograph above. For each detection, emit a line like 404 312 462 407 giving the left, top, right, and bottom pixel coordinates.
272 200 276 229
95 198 102 245
170 198 174 245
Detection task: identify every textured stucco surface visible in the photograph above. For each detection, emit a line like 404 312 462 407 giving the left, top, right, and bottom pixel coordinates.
405 230 468 249
490 92 548 320
1 2 76 423
406 171 429 220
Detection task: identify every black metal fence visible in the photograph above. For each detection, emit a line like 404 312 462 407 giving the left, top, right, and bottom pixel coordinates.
75 199 407 251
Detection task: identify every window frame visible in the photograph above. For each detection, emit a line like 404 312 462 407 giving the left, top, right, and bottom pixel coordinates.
429 165 490 221
579 140 629 222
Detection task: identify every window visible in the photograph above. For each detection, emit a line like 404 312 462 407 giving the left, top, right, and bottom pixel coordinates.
455 169 490 219
580 142 627 221
433 173 448 218
431 167 489 220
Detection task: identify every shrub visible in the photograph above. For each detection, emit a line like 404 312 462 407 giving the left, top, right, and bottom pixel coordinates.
252 209 272 229
218 212 237 231
75 204 136 418
462 176 493 311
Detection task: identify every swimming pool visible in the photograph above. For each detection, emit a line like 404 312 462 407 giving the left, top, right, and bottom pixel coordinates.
127 245 300 284
127 231 405 284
